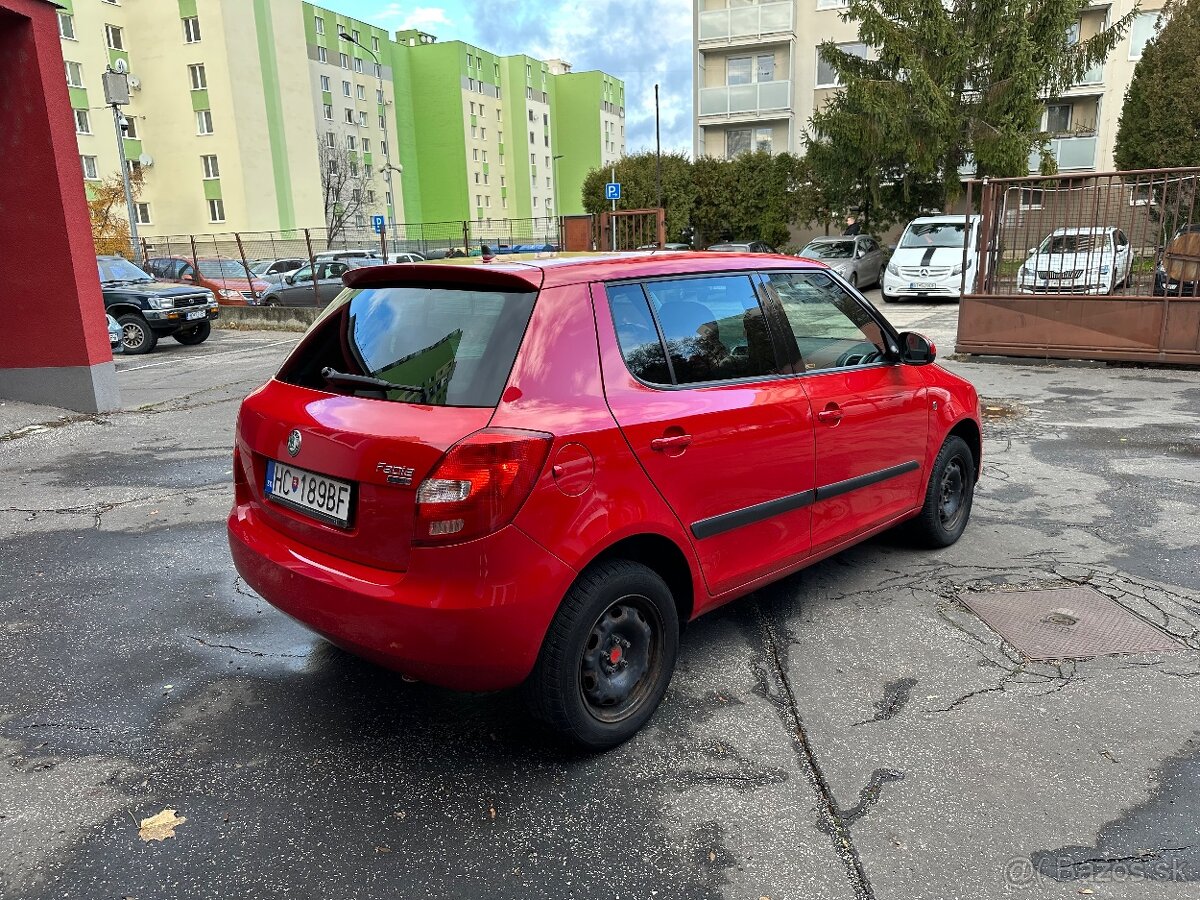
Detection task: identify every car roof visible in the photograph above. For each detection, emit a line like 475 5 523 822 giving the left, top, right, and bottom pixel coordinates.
805 236 858 243
1048 227 1114 234
344 251 828 292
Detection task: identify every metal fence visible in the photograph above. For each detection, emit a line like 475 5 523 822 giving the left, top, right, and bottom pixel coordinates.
968 167 1200 298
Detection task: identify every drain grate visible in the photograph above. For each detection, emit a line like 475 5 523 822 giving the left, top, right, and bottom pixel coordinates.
960 586 1183 660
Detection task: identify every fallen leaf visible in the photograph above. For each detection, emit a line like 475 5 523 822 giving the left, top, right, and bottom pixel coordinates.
394 810 407 820
707 850 717 862
138 809 186 842
489 805 497 820
375 845 392 853
1078 889 1094 896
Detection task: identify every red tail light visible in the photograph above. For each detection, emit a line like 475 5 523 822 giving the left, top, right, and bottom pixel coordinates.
414 428 553 546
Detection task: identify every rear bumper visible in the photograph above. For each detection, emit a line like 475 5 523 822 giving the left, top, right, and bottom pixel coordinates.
227 504 577 690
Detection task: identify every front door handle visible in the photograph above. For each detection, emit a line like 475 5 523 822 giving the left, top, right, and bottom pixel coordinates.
817 405 843 425
650 434 692 452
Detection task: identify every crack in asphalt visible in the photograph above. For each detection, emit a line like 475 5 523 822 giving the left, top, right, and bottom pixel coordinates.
1 485 227 529
755 601 876 900
189 636 306 659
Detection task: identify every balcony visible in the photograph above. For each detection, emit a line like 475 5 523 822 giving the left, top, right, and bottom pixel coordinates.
698 1 794 45
698 80 791 118
1028 135 1097 171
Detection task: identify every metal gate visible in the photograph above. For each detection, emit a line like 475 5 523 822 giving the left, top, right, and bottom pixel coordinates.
598 209 666 252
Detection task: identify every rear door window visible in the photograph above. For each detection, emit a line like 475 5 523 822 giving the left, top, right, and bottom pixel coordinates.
608 275 780 386
278 284 536 407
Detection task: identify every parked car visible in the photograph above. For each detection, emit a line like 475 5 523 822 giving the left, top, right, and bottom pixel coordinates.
706 241 777 253
106 314 123 355
387 251 427 264
227 253 982 750
1154 223 1200 297
636 243 692 252
1016 227 1132 295
313 248 381 262
798 235 885 289
143 256 271 306
98 255 219 354
882 215 982 302
259 258 383 307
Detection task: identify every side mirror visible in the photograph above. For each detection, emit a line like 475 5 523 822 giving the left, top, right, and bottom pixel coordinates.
284 274 295 285
899 331 936 366
181 273 195 282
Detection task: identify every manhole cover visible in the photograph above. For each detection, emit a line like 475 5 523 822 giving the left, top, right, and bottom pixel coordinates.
960 587 1183 660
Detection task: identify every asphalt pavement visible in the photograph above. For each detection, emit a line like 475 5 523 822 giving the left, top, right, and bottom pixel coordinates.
1 302 1197 899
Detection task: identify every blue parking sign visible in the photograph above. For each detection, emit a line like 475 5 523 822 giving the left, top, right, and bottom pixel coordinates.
605 182 621 201
371 215 386 234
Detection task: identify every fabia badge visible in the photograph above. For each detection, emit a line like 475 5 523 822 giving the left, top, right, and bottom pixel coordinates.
287 429 302 457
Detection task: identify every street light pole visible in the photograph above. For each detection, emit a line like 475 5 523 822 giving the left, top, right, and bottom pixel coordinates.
552 153 564 246
102 62 141 263
340 31 397 231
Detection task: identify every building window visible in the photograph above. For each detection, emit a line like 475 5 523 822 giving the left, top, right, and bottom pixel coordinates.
480 127 486 139
189 64 207 90
58 12 75 39
529 130 535 143
339 52 349 68
105 24 124 50
342 80 351 96
347 134 357 150
352 29 360 43
320 75 331 92
208 199 225 223
73 108 91 134
314 15 325 34
366 189 375 203
376 88 385 104
196 110 214 134
528 109 534 121
354 57 363 74
372 36 380 52
472 148 479 161
357 84 366 101
816 0 849 8
1045 103 1072 134
326 132 336 147
378 115 386 129
358 111 368 126
725 128 751 158
202 155 220 179
323 104 333 120
755 127 773 153
81 155 99 180
363 138 371 153
1018 188 1044 210
135 202 152 225
816 43 866 88
1129 12 1160 59
373 62 382 78
474 172 480 183
183 16 201 43
317 46 328 64
380 140 387 156
345 108 354 124
65 60 84 87
533 196 538 207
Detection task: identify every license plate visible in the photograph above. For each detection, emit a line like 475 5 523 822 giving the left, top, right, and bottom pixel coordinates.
265 459 353 527
911 282 937 290
186 309 207 320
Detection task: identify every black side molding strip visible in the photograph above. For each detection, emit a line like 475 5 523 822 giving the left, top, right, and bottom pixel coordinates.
689 460 922 540
814 460 921 502
691 489 815 540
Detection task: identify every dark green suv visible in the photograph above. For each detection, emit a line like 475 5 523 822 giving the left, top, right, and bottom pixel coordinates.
98 256 220 354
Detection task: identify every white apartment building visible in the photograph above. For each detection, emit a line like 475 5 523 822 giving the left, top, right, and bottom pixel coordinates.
693 0 1168 174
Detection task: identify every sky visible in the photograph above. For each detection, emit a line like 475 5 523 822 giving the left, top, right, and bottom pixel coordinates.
336 0 694 154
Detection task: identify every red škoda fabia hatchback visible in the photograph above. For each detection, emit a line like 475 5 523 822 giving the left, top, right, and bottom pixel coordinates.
228 253 982 749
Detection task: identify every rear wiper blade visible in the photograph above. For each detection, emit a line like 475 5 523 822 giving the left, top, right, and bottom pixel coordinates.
320 367 427 400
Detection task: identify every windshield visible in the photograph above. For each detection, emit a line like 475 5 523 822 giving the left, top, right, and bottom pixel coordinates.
250 260 275 275
801 241 855 260
900 222 968 249
97 258 152 284
278 285 537 407
1038 234 1109 254
197 259 251 279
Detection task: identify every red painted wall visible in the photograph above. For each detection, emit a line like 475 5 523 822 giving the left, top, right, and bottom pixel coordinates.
0 0 110 369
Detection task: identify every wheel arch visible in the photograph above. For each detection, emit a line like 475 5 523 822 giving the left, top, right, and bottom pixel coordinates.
109 303 146 319
948 416 982 479
581 532 697 627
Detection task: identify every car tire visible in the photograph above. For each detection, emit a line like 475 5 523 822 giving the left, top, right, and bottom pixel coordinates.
848 272 858 290
263 297 280 307
881 291 899 303
117 314 157 355
173 321 211 345
902 435 975 548
525 559 679 751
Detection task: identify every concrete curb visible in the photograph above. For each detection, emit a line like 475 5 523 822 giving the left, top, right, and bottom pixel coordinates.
213 306 322 332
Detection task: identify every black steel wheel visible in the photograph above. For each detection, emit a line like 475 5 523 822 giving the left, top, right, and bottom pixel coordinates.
526 559 679 750
902 434 975 548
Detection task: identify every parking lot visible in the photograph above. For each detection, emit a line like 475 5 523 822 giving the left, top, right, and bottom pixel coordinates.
1 299 1198 899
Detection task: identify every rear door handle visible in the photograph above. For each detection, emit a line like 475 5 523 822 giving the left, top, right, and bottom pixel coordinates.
817 406 843 425
650 434 692 452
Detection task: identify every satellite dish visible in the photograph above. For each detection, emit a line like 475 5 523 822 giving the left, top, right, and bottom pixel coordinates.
112 58 129 75
138 154 155 168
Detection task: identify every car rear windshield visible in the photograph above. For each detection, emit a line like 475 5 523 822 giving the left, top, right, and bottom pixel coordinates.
899 223 967 249
801 241 854 259
277 284 537 407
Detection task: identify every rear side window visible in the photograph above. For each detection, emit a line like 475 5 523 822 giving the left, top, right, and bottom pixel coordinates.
608 275 779 386
278 285 536 407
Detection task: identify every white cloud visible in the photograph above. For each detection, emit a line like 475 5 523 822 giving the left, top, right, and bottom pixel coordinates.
372 3 452 31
